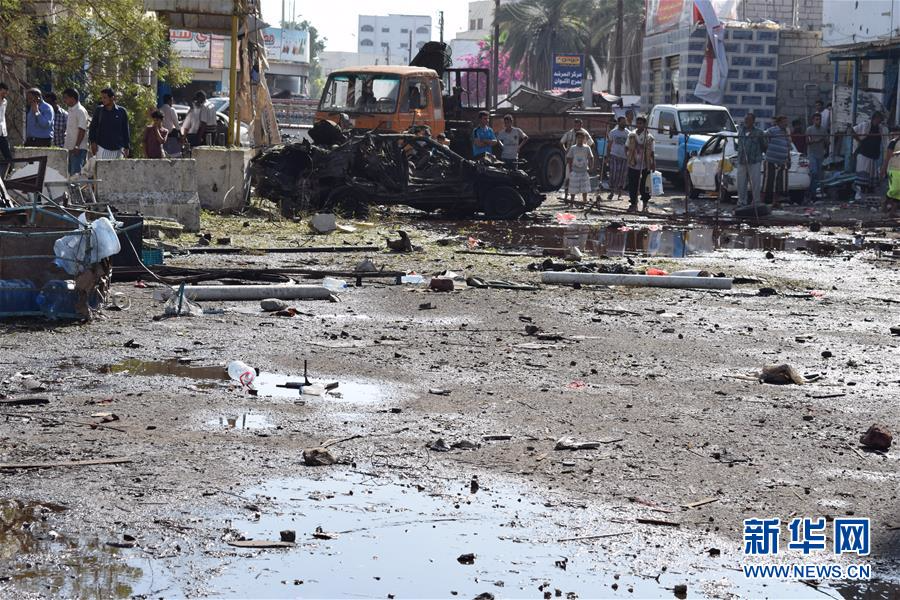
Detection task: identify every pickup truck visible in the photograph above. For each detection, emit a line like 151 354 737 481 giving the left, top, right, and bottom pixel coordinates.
647 104 736 178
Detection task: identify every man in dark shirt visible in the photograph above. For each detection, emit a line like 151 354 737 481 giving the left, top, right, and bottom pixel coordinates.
88 88 130 159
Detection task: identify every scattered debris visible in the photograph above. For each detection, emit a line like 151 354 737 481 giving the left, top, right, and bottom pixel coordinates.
554 438 601 451
682 497 719 509
428 438 450 452
309 213 337 234
429 278 454 292
227 540 295 549
387 231 413 253
457 553 476 565
280 530 296 543
428 388 451 396
302 447 336 466
312 526 337 540
0 457 132 470
261 298 290 312
674 583 688 599
636 518 680 527
758 364 814 385
859 424 892 452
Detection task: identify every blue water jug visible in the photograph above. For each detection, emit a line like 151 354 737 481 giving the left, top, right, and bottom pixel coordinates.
35 280 78 320
0 280 40 316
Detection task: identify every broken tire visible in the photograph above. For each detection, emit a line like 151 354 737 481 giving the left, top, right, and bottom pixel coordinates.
483 186 526 220
536 146 566 191
325 185 370 219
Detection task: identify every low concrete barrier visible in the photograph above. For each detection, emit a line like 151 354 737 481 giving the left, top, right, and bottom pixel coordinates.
94 158 201 231
192 147 254 212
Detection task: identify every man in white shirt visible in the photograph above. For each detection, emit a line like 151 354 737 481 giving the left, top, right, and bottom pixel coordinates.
62 88 89 175
193 91 218 146
0 82 11 166
160 94 179 132
496 114 529 168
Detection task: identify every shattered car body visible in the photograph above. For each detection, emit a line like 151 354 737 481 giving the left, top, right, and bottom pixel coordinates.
250 127 545 219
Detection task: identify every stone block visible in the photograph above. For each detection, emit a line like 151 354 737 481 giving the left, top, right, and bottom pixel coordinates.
94 158 200 231
192 147 254 212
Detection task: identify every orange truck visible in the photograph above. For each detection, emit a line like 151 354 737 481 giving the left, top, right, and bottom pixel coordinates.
315 48 612 191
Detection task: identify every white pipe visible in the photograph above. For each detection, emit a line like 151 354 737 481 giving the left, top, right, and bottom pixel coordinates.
541 272 733 290
160 285 334 301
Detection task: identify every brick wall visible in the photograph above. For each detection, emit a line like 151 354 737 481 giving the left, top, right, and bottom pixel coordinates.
741 0 823 29
775 30 833 123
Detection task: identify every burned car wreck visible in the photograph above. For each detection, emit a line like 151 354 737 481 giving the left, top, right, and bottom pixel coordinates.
250 124 545 219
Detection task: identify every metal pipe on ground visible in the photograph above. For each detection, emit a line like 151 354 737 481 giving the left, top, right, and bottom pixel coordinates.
541 272 733 290
159 285 334 301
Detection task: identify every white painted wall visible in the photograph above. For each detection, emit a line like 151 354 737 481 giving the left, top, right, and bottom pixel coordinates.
357 14 432 64
822 0 900 46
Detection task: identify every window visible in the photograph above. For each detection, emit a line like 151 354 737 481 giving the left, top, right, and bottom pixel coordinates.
416 41 425 49
469 19 476 30
319 72 401 114
658 111 676 134
403 79 429 112
400 43 408 49
678 110 737 134
360 24 374 32
381 42 389 48
477 18 483 29
401 28 409 34
649 58 663 105
382 27 389 33
416 26 429 34
360 39 374 47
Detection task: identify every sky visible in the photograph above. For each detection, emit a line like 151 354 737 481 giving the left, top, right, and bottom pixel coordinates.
260 0 469 53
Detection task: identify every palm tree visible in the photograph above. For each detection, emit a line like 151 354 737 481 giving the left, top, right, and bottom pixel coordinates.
496 0 593 89
586 0 645 94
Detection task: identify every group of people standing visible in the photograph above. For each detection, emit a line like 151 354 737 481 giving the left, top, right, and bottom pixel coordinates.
0 84 222 176
0 84 130 176
603 111 657 214
470 109 658 215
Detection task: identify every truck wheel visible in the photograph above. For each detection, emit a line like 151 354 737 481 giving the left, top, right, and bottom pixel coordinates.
536 146 566 191
483 186 526 219
325 185 370 218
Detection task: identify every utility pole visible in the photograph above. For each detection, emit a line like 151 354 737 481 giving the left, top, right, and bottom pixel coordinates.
614 0 624 96
492 0 500 107
583 20 592 108
409 27 413 63
439 10 444 43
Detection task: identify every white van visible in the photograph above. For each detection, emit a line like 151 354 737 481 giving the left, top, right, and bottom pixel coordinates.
647 104 736 177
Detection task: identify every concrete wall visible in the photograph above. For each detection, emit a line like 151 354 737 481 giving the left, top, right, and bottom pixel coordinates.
776 29 833 123
192 147 252 212
94 159 201 231
822 0 899 45
742 0 823 29
641 26 781 124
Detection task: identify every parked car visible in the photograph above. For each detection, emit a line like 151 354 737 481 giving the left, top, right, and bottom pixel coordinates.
173 107 250 147
686 132 810 202
647 103 737 178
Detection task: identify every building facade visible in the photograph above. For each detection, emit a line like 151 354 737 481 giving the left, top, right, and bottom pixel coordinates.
641 0 831 125
357 14 432 66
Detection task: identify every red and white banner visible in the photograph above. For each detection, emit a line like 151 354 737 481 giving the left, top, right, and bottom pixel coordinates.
692 0 729 104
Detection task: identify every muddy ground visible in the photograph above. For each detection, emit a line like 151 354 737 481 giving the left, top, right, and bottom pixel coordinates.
1 192 898 599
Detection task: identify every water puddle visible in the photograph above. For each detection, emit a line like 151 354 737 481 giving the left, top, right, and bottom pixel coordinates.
458 222 896 258
99 358 227 380
100 360 388 405
206 413 271 430
0 499 152 599
195 473 887 599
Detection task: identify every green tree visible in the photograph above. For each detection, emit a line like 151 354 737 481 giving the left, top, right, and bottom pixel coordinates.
496 0 592 89
0 0 190 155
281 19 326 98
588 0 645 94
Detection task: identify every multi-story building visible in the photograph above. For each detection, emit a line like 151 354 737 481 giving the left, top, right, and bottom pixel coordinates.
357 14 432 66
641 0 832 125
450 0 519 67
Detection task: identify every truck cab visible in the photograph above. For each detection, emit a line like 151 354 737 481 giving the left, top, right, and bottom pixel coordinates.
316 66 445 136
647 104 736 176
